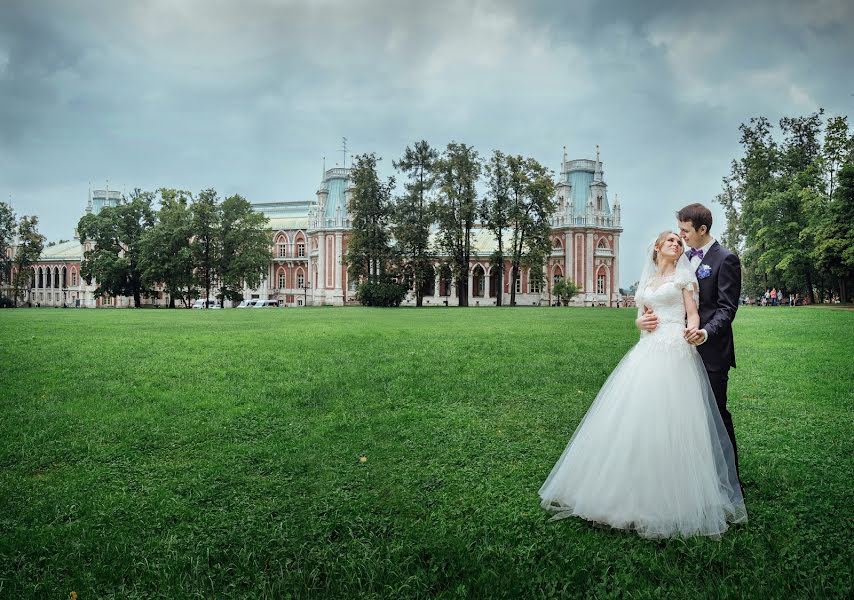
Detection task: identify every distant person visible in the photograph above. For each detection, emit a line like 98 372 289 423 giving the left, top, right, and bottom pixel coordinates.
770 288 777 306
764 289 770 306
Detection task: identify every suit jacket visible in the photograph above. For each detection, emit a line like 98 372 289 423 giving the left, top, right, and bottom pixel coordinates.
696 241 741 371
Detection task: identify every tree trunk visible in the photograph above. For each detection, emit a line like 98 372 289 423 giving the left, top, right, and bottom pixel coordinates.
133 287 141 308
169 294 175 309
510 262 518 306
805 269 816 304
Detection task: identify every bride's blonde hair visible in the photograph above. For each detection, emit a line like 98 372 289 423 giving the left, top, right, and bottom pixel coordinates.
652 231 683 265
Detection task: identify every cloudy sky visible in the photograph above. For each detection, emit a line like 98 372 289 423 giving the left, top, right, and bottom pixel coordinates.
2 0 852 287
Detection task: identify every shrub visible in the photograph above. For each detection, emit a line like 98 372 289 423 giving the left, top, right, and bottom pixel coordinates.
356 281 408 307
0 296 14 308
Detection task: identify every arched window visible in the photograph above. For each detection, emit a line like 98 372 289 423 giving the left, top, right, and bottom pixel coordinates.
297 242 305 257
297 270 305 288
515 277 521 294
472 265 485 297
553 238 563 251
597 238 608 250
597 195 603 211
275 233 288 258
597 273 606 295
277 270 287 289
71 269 78 287
552 267 563 289
54 267 60 288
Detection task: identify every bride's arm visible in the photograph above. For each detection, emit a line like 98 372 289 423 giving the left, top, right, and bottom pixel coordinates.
683 288 700 330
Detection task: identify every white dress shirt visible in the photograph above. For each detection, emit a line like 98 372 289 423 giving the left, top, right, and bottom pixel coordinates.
689 237 716 270
688 237 715 344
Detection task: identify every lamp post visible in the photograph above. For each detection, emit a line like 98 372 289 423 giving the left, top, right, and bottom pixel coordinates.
303 284 310 307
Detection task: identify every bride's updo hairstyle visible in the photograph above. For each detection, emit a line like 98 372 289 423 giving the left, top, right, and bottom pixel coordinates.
652 231 684 265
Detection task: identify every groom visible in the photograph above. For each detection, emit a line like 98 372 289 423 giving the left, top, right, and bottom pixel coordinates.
636 203 743 481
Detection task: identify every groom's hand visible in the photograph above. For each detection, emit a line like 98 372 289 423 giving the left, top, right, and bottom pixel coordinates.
636 307 658 332
684 327 708 345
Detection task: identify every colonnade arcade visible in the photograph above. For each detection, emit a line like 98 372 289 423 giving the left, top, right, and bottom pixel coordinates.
19 264 80 305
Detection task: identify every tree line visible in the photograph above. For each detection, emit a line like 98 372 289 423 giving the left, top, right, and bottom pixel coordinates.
0 204 46 307
344 141 567 307
0 189 271 308
715 110 853 303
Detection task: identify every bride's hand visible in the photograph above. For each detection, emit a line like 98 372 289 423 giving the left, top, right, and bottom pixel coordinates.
636 307 658 331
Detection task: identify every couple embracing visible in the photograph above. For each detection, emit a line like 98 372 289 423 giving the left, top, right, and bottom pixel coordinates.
539 203 747 539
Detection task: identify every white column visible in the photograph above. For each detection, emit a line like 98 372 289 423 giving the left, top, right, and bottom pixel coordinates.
317 232 326 304
613 234 620 304
585 231 594 299
485 268 491 303
333 232 343 305
564 231 572 284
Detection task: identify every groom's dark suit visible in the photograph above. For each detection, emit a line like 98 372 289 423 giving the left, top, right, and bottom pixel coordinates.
695 241 742 477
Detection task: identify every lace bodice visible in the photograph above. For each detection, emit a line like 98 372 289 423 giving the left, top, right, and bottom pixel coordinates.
641 275 690 325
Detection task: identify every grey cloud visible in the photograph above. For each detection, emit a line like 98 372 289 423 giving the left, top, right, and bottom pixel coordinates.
1 0 852 287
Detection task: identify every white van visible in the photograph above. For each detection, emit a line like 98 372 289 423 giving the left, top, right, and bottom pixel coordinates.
192 298 220 309
252 300 279 308
236 299 258 308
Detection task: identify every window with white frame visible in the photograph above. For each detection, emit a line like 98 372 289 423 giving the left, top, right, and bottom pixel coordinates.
277 242 287 258
529 274 541 293
597 273 606 294
71 271 77 286
278 272 287 289
297 272 305 288
297 242 305 257
515 277 521 293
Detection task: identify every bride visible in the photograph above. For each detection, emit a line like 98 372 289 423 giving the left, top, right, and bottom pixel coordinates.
539 231 747 538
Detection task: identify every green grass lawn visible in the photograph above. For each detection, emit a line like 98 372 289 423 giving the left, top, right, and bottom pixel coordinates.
1 306 852 599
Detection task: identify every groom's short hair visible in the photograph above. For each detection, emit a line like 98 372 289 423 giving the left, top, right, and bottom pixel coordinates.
676 203 713 233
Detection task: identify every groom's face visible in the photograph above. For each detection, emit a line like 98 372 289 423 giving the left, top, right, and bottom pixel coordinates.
677 220 704 248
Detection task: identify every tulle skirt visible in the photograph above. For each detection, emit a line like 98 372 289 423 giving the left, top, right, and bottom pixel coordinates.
539 323 747 539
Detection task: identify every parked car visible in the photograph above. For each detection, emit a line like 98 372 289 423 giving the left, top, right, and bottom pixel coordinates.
192 298 220 309
252 300 279 308
236 299 258 308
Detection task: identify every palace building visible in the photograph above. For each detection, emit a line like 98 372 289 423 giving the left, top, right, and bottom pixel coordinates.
6 148 622 308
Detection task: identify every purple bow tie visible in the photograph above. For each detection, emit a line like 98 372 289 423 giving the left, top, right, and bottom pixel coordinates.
688 248 704 260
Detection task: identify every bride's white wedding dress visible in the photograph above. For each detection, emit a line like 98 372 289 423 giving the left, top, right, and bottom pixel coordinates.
539 269 747 539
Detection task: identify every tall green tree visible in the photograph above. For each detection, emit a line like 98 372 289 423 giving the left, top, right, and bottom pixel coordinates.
77 189 156 307
12 215 45 306
0 201 15 286
822 115 853 202
191 189 221 307
506 155 557 306
392 140 438 307
217 194 271 307
139 189 196 308
435 142 481 307
812 161 854 301
480 150 511 306
344 153 396 286
715 111 854 303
